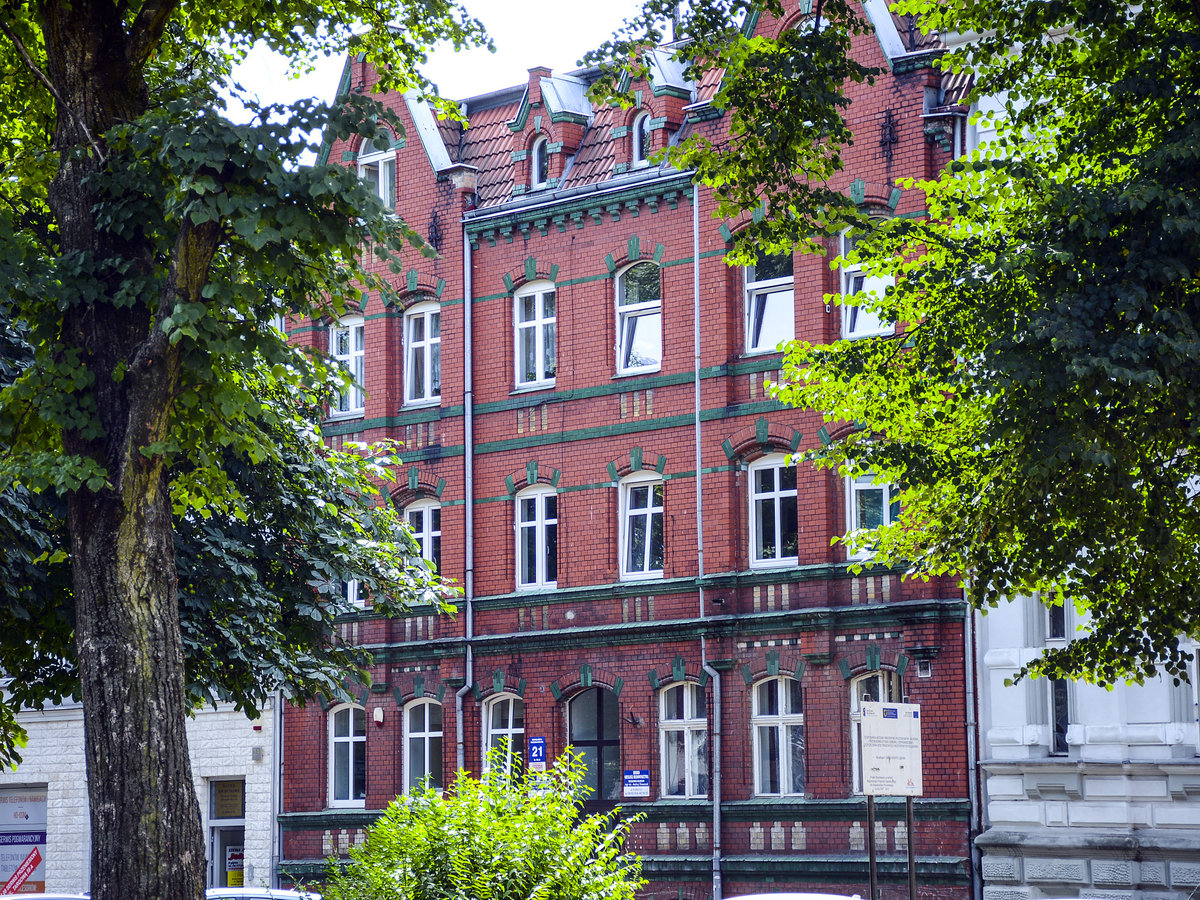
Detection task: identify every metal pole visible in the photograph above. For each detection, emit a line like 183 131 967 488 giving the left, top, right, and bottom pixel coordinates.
867 795 879 900
907 796 916 900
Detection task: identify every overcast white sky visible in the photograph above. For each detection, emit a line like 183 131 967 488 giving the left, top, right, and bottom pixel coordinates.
230 0 645 110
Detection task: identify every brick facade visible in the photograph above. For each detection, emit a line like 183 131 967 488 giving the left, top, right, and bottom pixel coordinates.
282 5 977 897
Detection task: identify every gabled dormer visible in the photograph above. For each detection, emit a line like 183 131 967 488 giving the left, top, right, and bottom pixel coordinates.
611 47 692 174
508 67 592 195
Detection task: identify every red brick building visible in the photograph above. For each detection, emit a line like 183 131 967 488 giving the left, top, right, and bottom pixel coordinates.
280 4 977 897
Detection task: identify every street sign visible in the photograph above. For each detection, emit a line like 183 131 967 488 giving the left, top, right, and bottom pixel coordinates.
859 701 923 797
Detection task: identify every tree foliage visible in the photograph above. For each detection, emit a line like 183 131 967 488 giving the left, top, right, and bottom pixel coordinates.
776 0 1200 684
325 751 645 900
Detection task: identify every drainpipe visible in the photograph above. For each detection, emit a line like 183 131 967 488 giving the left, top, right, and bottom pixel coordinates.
271 690 282 888
455 214 476 773
964 588 982 900
692 180 723 900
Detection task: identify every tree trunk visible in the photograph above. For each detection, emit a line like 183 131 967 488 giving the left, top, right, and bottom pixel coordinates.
39 1 206 898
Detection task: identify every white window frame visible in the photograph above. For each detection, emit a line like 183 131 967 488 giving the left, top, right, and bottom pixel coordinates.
749 454 799 568
329 316 365 417
845 472 896 560
744 257 795 354
632 111 652 166
404 300 441 406
619 472 664 580
340 578 365 609
615 262 662 376
515 485 557 591
405 499 441 572
403 699 443 794
840 229 894 340
483 693 525 777
358 132 396 209
514 281 557 388
531 136 550 189
751 676 806 797
659 683 708 799
849 670 902 793
328 703 366 808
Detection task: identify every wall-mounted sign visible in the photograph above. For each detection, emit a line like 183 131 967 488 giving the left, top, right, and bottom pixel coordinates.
0 787 47 894
622 770 650 798
528 737 546 772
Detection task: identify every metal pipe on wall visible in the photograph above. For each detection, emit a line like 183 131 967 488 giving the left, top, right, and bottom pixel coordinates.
455 222 475 773
692 179 723 900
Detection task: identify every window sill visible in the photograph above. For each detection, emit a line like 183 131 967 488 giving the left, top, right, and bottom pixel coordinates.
511 382 555 395
326 410 365 423
514 583 558 593
618 571 664 583
403 398 441 410
749 557 800 571
842 329 894 341
326 800 367 810
742 346 788 359
613 367 661 379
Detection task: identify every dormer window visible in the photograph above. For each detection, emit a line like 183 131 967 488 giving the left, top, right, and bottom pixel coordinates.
632 112 652 166
358 131 396 210
531 137 550 189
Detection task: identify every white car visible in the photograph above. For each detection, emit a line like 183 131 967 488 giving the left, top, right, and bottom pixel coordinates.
205 889 321 900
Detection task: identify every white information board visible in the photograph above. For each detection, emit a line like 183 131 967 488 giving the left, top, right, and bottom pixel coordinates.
859 701 923 797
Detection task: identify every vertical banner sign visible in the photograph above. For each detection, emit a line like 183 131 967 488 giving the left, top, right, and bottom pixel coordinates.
859 701 923 796
528 737 547 773
0 787 47 894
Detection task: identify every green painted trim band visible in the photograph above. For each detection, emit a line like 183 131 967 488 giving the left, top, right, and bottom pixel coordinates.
472 401 787 455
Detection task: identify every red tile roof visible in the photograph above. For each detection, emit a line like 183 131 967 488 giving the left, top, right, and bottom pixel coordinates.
458 98 523 208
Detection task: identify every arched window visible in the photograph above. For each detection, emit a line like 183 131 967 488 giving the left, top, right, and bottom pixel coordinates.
752 676 805 796
404 699 443 793
849 670 902 792
358 131 396 209
749 454 798 567
744 251 795 353
619 472 664 580
840 229 894 339
405 499 441 571
632 111 652 165
515 485 557 590
329 315 365 416
483 693 525 777
328 704 366 807
569 688 620 801
660 683 708 798
531 136 550 189
514 280 557 387
615 262 662 375
404 299 441 405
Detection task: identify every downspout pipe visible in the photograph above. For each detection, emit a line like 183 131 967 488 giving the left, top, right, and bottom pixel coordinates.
964 589 982 900
456 219 475 773
271 690 282 888
692 180 723 900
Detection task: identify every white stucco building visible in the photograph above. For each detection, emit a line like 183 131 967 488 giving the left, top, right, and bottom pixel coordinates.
0 697 280 894
976 597 1200 900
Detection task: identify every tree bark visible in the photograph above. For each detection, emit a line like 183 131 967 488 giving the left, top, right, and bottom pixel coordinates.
39 1 206 898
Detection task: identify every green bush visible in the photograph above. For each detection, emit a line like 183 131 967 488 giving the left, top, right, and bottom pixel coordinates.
325 750 645 900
